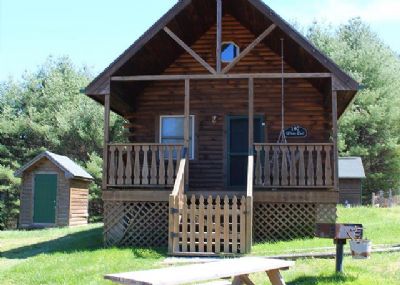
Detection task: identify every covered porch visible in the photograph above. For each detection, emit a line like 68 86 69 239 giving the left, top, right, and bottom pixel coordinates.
101 73 340 255
102 73 339 194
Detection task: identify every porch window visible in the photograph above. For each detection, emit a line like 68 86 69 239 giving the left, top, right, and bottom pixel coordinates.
221 42 240 62
160 115 194 159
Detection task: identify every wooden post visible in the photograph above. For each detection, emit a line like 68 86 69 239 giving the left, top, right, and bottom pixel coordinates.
246 196 253 253
168 194 175 254
102 94 110 189
331 85 339 191
184 79 190 184
246 78 254 253
248 78 254 155
216 0 222 73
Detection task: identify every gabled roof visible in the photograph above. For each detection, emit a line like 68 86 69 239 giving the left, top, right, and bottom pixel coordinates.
339 157 366 179
15 151 93 180
85 0 359 116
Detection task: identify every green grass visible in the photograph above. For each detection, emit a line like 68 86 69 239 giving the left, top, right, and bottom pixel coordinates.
0 207 399 284
252 206 400 256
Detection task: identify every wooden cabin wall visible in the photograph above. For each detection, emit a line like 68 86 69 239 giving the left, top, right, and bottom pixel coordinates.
123 15 332 191
339 178 362 205
68 180 90 226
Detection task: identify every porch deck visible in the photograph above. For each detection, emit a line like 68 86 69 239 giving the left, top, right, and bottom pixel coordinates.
103 142 338 255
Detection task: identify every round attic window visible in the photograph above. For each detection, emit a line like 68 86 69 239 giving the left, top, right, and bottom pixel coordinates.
221 42 240 62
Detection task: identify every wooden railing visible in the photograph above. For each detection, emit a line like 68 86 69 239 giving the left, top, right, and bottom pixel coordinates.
254 143 335 188
169 150 251 254
106 143 184 187
169 194 248 254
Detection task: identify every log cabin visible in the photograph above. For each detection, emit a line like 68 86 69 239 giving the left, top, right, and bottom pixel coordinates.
85 0 359 255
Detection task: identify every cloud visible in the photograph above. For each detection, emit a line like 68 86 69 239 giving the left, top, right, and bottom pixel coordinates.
313 0 400 24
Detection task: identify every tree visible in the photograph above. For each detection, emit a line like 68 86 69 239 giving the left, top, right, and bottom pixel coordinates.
307 18 400 199
0 56 125 227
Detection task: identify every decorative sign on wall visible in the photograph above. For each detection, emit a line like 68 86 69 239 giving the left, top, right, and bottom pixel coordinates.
284 125 308 138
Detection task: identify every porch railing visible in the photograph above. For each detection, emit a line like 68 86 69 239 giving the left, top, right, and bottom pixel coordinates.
254 143 335 188
106 143 184 187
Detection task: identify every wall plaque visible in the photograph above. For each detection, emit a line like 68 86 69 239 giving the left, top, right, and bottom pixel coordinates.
284 125 308 138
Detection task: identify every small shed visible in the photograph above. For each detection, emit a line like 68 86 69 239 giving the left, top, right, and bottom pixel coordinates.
338 157 366 205
15 151 93 228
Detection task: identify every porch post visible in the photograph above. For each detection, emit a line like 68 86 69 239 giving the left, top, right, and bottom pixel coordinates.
184 79 190 184
102 93 110 190
247 77 254 253
331 85 339 191
248 78 254 155
216 0 222 73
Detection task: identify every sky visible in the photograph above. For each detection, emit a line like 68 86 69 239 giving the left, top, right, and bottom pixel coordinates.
0 0 399 81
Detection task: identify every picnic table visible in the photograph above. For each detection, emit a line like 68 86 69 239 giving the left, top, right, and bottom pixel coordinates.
104 257 294 285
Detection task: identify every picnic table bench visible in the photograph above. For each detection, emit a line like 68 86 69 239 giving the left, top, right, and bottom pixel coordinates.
104 257 294 285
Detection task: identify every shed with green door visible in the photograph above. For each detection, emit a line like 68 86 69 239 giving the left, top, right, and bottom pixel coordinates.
15 151 93 228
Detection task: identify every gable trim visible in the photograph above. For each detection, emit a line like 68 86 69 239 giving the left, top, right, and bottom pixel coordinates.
85 0 191 96
85 0 359 97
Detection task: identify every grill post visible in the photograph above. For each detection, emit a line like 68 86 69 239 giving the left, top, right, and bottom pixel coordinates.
335 239 346 273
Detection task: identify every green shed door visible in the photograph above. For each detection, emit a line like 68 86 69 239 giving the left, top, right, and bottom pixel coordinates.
33 174 57 224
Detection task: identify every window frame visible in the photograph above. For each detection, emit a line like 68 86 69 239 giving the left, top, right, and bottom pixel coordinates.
159 115 195 160
221 41 240 63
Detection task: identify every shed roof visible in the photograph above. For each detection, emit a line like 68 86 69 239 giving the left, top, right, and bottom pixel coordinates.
15 151 93 180
338 157 366 179
85 0 359 117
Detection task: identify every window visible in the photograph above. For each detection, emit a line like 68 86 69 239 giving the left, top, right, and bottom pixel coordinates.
160 115 195 159
221 42 240 62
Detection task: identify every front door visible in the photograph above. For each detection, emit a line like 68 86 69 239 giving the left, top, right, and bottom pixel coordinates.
33 174 57 224
227 116 263 187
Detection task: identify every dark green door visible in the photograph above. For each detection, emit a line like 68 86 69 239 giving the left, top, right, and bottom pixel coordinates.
227 116 263 187
33 174 57 224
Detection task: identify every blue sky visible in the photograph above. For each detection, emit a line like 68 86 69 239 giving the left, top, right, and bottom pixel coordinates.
0 0 399 81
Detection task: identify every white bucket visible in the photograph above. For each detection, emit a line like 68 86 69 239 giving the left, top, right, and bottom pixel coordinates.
350 239 372 259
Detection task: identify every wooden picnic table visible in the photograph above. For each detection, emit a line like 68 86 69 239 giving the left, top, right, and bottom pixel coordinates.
104 257 294 285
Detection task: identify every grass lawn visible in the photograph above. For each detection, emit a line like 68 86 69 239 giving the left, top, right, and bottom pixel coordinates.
0 206 399 285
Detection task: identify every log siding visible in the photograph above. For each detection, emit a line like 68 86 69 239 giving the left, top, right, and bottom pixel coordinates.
123 15 331 191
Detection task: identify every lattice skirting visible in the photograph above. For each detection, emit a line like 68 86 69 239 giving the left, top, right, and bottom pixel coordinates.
103 201 169 247
253 203 337 242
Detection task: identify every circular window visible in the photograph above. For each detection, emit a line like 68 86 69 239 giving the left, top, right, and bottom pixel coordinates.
221 42 240 62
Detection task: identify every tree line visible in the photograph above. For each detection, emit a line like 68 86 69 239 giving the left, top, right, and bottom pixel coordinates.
1 19 399 229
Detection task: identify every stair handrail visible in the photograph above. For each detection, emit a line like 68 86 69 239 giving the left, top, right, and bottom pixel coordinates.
245 154 254 253
169 147 187 254
247 155 254 198
171 147 188 197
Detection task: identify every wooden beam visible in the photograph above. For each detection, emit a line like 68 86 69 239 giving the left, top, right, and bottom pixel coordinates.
102 94 110 190
111 73 332 82
164 27 216 74
247 79 254 254
254 190 339 203
223 24 276 74
246 196 253 253
102 190 170 202
216 0 222 73
332 88 339 191
184 79 190 183
248 78 254 155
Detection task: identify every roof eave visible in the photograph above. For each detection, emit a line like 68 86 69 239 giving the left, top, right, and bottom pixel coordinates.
85 0 192 96
248 0 359 92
